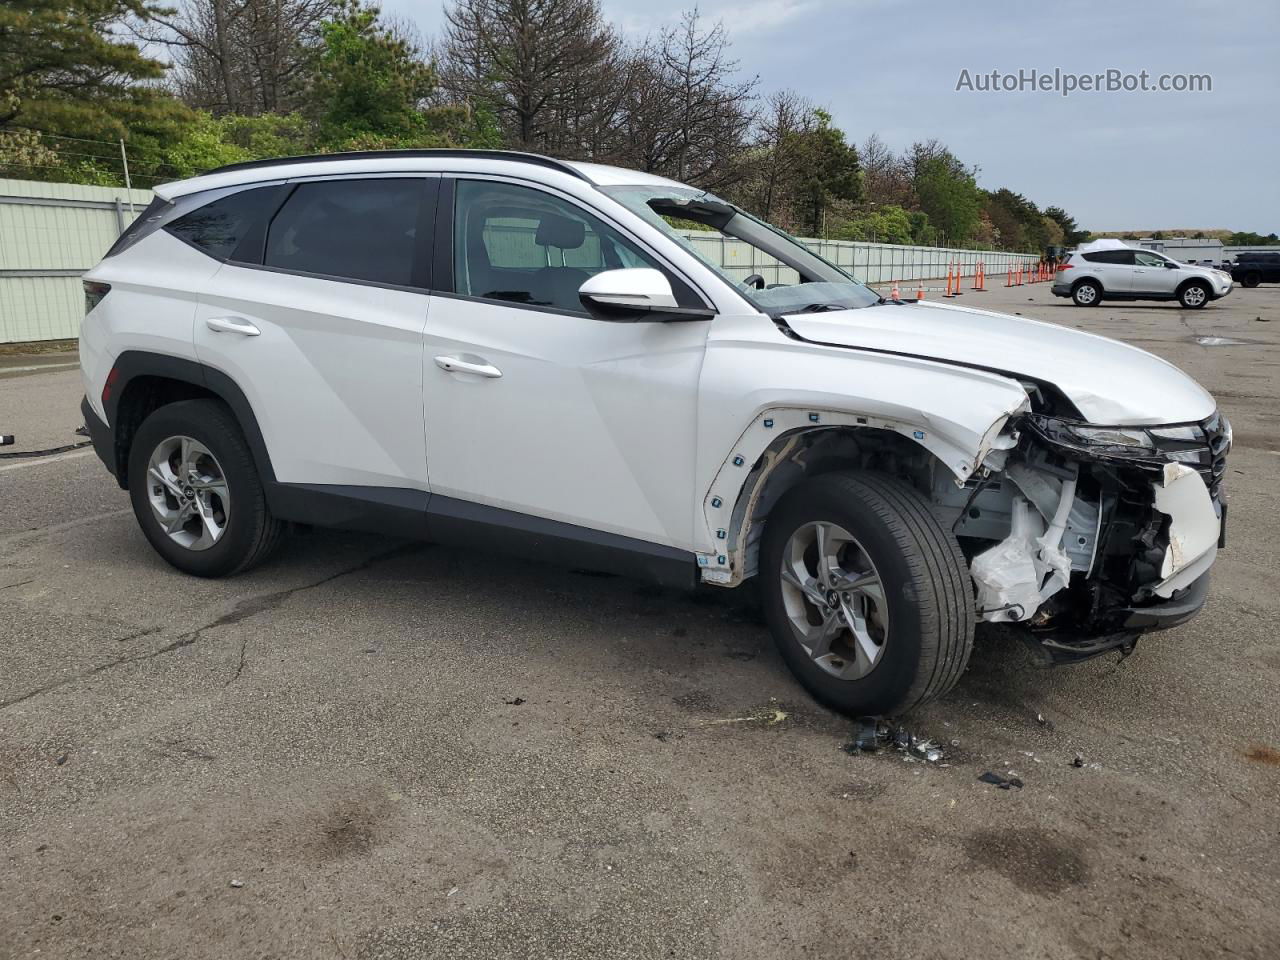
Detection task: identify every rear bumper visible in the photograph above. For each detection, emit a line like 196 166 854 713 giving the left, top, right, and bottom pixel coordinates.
80 395 115 477
1051 282 1071 297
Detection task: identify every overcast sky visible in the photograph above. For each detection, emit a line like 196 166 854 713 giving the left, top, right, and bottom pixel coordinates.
384 0 1278 234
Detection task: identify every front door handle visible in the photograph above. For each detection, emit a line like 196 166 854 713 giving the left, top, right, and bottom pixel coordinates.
434 355 502 379
206 316 261 336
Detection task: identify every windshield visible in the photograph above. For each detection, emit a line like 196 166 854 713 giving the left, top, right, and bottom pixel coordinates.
601 184 881 314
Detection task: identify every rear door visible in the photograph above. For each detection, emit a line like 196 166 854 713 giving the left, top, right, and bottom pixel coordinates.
191 175 438 492
1082 249 1136 292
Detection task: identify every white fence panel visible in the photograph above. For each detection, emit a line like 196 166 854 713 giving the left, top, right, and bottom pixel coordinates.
0 177 1043 344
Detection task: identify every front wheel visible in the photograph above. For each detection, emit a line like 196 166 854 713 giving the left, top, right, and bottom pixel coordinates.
1072 280 1101 307
128 399 284 577
759 472 975 716
1179 282 1209 309
1240 271 1260 288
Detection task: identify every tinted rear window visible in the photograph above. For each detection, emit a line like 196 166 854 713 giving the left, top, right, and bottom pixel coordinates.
165 187 280 260
1081 250 1135 265
264 179 425 287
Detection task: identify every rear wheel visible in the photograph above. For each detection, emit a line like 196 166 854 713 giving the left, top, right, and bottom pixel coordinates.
1072 280 1101 306
128 399 283 577
759 472 975 716
1179 281 1209 309
1241 271 1260 288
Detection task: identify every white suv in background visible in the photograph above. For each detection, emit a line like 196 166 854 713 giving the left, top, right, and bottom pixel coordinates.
1053 239 1233 308
80 150 1229 716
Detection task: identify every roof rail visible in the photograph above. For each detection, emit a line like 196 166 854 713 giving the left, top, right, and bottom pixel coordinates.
205 148 591 181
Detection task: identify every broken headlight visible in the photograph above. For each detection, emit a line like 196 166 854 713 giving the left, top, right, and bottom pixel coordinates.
1026 413 1230 498
1026 416 1158 459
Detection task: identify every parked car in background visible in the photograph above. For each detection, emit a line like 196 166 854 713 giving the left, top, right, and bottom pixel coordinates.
1230 251 1280 287
1053 239 1233 308
79 150 1229 716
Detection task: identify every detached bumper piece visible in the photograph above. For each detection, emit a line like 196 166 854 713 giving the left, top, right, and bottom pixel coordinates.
1015 571 1211 666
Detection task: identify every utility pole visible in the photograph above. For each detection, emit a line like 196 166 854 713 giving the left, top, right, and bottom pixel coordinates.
119 139 134 214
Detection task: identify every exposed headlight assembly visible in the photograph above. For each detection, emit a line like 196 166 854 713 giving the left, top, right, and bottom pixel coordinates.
1025 415 1159 459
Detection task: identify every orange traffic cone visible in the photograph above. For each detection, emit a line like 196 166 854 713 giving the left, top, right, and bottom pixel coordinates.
952 261 963 296
1006 265 1013 287
916 279 925 300
972 260 986 291
890 279 901 301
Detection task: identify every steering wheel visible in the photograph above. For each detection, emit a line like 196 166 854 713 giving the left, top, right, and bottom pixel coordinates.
740 273 766 290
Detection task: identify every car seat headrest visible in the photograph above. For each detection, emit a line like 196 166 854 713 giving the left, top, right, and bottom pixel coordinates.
535 214 586 250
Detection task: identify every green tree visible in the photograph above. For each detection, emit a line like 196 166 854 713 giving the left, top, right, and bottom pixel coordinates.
1227 230 1279 246
0 0 190 181
782 109 860 238
1043 205 1089 246
307 1 438 144
835 203 913 244
915 154 981 245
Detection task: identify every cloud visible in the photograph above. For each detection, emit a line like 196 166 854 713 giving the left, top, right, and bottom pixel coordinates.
606 0 822 37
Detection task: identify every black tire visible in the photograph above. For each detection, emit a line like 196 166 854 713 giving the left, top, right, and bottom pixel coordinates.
1179 281 1210 309
759 472 975 716
127 399 284 577
1071 280 1101 307
1241 271 1260 288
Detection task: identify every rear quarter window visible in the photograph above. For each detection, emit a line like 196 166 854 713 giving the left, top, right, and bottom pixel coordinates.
164 186 285 261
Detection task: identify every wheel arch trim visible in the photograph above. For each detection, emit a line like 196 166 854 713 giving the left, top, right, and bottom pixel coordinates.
698 403 1025 586
106 350 277 487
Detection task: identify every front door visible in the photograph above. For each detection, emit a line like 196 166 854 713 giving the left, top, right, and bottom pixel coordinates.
420 177 711 551
1132 250 1180 295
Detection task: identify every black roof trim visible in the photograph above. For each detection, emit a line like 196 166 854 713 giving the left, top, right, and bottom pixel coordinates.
204 149 591 181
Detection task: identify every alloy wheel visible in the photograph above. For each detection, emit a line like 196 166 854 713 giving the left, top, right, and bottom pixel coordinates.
145 435 230 551
778 521 889 680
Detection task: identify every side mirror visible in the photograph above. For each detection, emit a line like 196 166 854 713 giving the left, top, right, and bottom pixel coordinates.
578 268 715 323
1165 261 1178 269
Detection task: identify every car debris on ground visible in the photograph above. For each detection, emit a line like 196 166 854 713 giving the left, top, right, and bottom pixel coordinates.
978 771 1024 790
844 717 946 763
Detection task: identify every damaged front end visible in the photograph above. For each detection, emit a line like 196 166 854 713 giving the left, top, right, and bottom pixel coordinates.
936 404 1230 665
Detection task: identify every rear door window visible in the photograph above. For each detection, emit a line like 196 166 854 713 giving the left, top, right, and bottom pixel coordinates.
1082 250 1136 265
264 178 429 287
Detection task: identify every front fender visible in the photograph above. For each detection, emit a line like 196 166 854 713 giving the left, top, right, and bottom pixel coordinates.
693 317 1030 576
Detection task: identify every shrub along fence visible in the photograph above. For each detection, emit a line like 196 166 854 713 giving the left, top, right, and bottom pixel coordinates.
1 177 1041 344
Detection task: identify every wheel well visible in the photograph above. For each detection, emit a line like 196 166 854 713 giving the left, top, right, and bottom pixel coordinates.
728 426 945 582
1072 275 1102 292
112 376 221 486
1177 277 1209 294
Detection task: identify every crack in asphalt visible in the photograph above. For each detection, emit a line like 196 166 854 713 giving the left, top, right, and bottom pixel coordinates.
0 543 424 710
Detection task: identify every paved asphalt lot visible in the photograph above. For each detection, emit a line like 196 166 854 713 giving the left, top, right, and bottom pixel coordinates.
2 283 1278 959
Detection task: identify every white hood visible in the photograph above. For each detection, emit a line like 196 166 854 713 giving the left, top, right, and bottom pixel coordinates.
785 299 1216 425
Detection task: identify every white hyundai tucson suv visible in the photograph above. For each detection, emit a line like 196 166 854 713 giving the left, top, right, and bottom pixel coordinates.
79 150 1230 716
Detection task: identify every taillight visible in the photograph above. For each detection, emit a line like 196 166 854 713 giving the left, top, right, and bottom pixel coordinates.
101 366 121 411
84 280 111 313
1057 264 1073 271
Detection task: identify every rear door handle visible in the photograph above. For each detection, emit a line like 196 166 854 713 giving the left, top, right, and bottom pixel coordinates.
434 355 502 379
205 316 261 336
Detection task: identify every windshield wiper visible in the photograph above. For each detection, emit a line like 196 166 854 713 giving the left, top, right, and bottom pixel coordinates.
791 302 847 313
